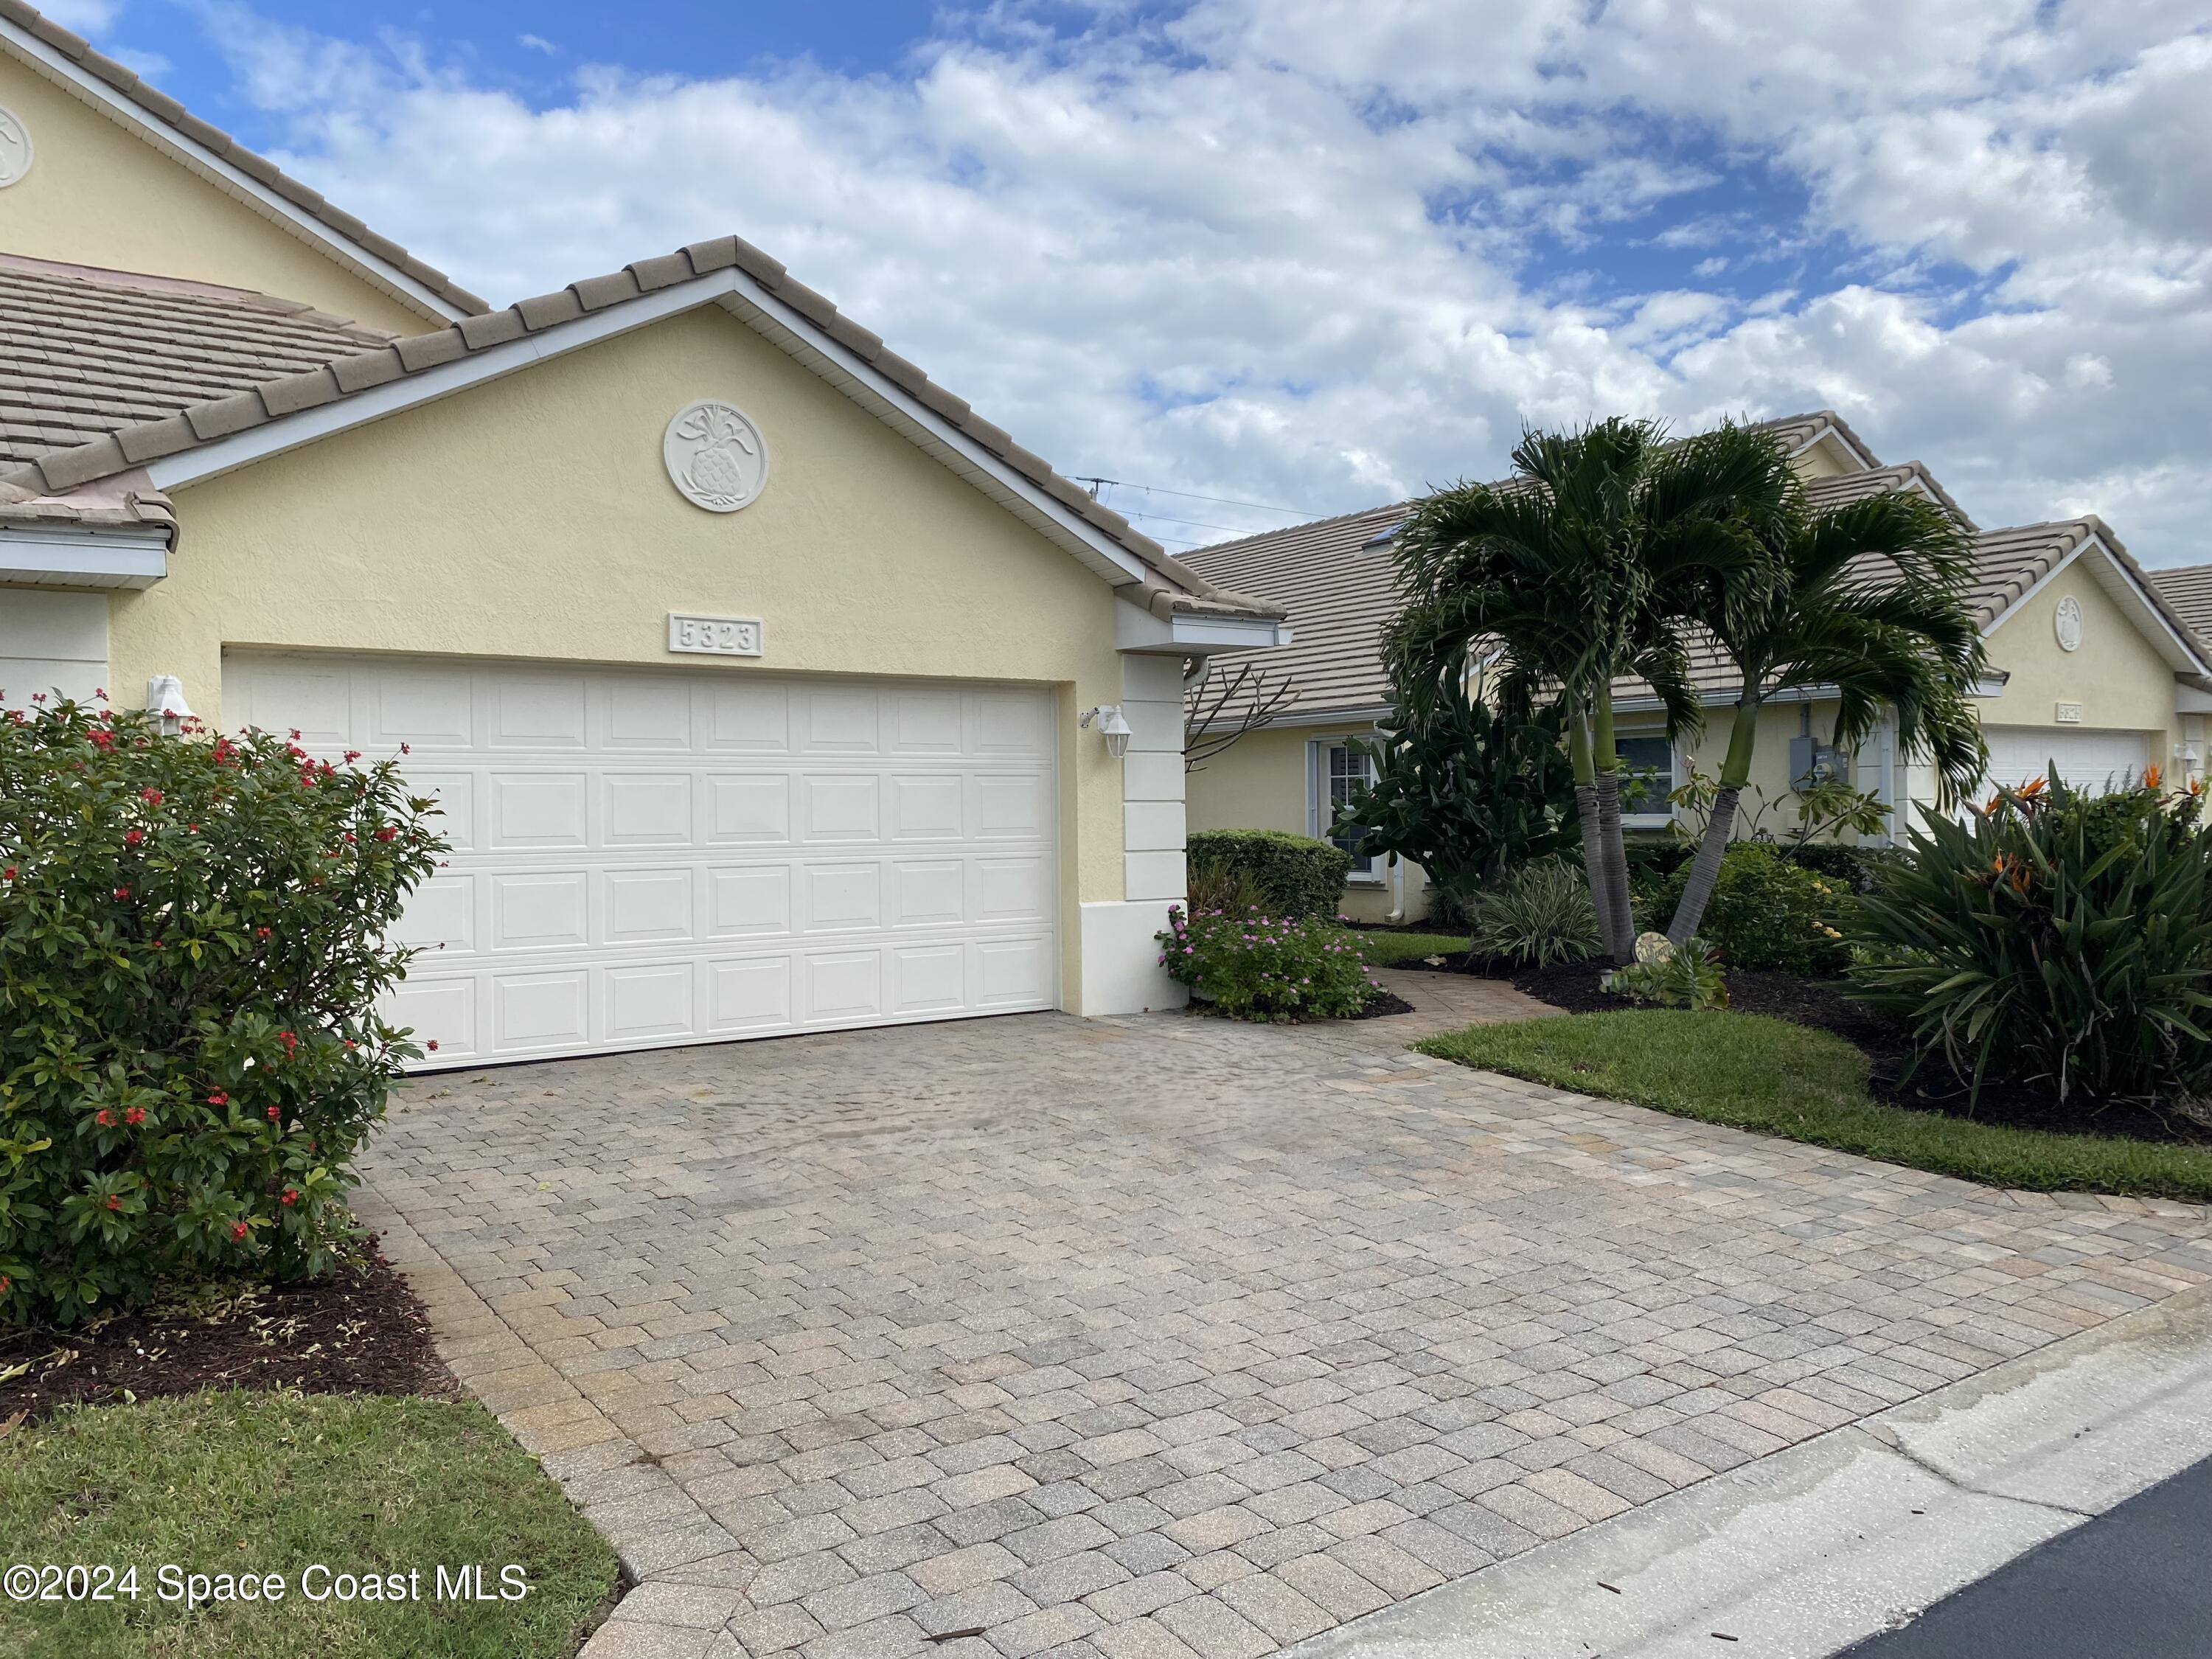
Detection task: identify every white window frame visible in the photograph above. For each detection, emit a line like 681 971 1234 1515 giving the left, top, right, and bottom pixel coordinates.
1613 733 1679 830
1308 736 1385 883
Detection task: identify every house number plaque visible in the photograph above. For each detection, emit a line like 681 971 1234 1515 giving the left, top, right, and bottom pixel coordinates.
667 613 764 657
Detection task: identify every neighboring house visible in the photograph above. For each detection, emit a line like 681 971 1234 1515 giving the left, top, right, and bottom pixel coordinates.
1183 413 2212 922
0 1 1290 1061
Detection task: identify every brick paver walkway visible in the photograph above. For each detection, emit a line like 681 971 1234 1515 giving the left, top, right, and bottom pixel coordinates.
356 995 2212 1659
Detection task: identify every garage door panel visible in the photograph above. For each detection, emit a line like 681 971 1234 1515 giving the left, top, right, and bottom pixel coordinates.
706 682 790 752
708 866 791 936
604 772 694 844
891 692 964 755
407 771 478 851
803 686 880 754
394 872 476 952
605 961 695 1041
804 863 883 931
971 773 1049 839
891 942 967 1013
891 859 965 927
605 867 694 944
493 970 590 1049
804 949 883 1022
970 691 1050 757
489 674 588 749
888 773 965 840
240 664 349 748
366 669 473 750
383 975 477 1059
492 871 590 950
801 773 880 841
606 678 694 751
490 773 590 848
973 855 1052 925
230 654 1057 1065
708 955 794 1030
975 937 1054 1006
707 774 790 843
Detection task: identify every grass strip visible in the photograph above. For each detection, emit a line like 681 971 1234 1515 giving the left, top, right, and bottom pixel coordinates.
0 1389 619 1658
1419 1009 2212 1201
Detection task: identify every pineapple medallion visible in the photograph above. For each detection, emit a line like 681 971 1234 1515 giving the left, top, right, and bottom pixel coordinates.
663 400 770 512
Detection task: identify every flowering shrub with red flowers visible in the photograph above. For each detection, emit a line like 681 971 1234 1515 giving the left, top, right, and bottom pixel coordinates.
0 698 445 1324
1156 905 1375 1022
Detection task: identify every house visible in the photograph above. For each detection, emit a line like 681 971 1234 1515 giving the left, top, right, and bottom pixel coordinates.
0 1 1291 1061
1182 413 2212 922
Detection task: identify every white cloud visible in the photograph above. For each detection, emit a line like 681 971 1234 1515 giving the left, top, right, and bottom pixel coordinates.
139 2 2212 563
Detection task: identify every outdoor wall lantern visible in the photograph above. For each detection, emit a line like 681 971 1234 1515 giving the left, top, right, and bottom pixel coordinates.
145 674 192 734
1082 703 1133 759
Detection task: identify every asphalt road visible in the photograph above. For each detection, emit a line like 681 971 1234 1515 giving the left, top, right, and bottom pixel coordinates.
1840 1452 2212 1659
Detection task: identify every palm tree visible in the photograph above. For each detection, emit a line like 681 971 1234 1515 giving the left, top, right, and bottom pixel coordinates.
1665 490 1990 945
1383 419 1790 961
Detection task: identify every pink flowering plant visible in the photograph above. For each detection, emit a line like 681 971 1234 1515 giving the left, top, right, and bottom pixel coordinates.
1157 904 1376 1022
0 697 445 1325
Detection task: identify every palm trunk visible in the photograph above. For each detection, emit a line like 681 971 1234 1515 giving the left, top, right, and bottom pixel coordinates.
1567 709 1624 962
1668 692 1761 945
1591 686 1636 961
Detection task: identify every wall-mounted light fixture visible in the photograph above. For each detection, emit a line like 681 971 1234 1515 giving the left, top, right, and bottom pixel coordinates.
1081 703 1133 759
145 674 192 734
2178 740 2202 774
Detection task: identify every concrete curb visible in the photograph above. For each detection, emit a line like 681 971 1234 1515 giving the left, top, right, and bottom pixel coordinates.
1286 1281 2212 1659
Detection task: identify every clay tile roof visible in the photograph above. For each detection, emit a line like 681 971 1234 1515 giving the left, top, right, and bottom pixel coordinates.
2150 563 2212 655
1804 460 1975 530
0 240 1277 619
0 0 486 315
0 254 395 469
1743 408 1882 468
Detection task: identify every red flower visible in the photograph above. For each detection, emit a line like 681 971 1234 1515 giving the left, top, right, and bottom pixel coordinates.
427 1039 440 1052
374 827 397 843
2 866 13 880
230 1221 249 1242
279 1030 297 1051
280 1189 299 1207
97 1108 115 1127
113 885 131 900
105 1194 122 1211
256 926 271 939
266 1105 280 1121
125 1106 145 1126
124 829 143 846
344 750 361 762
208 1091 229 1105
140 787 162 804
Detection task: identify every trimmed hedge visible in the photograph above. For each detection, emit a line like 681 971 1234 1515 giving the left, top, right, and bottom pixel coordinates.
1186 830 1353 919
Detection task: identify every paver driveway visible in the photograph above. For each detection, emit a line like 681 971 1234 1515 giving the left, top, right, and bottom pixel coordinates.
357 997 2212 1659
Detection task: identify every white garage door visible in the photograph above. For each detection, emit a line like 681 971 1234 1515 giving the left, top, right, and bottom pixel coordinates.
228 655 1060 1067
1981 726 2152 795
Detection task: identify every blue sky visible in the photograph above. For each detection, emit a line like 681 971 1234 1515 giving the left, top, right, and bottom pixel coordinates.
45 0 2212 561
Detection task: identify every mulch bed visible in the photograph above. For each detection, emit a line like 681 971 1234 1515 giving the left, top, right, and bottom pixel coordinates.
1437 954 2212 1150
0 1239 454 1424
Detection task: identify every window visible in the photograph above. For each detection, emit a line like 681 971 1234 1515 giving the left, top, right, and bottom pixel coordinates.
1615 735 1676 821
1318 741 1382 879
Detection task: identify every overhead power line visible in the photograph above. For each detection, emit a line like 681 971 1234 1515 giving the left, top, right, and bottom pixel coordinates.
1072 476 1314 518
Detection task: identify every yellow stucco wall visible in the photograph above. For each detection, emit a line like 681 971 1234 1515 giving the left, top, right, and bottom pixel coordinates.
1186 724 1311 835
107 302 1135 994
0 51 437 333
1978 563 2178 753
1186 718 1438 919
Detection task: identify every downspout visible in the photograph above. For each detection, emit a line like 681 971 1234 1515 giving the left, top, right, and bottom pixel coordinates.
1387 854 1405 924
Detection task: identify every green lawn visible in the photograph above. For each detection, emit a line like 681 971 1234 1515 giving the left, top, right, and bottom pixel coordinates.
1420 1009 2212 1202
1351 930 1468 967
0 1391 619 1659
